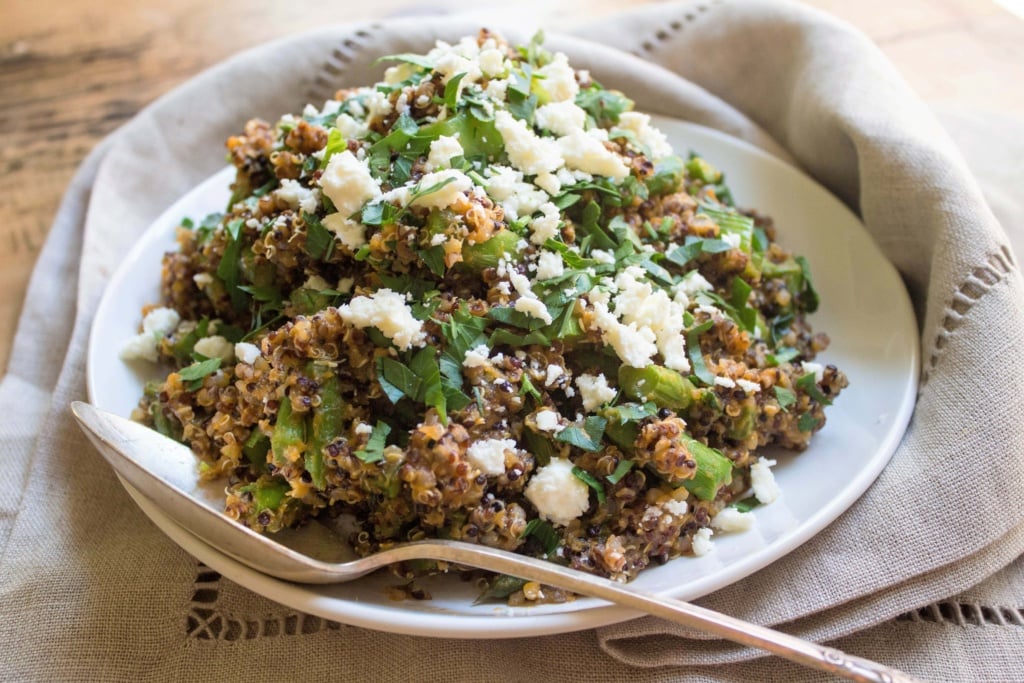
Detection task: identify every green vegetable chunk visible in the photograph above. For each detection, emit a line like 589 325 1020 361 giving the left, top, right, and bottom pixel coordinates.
646 155 685 195
307 369 344 490
679 437 734 501
618 365 697 411
460 231 521 272
271 393 306 465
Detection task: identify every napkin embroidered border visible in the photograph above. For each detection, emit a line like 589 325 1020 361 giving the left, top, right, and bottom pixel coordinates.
920 244 1017 389
898 601 1024 628
187 562 345 640
628 0 721 57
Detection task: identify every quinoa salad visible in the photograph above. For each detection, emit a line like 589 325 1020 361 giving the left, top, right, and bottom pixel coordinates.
123 30 847 604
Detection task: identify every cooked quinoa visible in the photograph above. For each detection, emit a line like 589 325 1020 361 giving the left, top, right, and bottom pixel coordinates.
124 30 847 601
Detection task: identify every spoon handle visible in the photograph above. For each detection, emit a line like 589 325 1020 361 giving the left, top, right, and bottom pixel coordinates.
387 542 921 683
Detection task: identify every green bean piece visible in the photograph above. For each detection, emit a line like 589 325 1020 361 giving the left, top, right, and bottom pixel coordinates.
679 437 734 501
307 370 344 490
242 430 270 472
726 404 757 441
618 365 697 411
461 230 521 272
271 393 306 465
646 155 685 195
241 476 290 513
685 156 722 184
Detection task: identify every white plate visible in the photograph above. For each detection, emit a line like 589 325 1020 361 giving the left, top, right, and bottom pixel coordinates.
87 117 919 639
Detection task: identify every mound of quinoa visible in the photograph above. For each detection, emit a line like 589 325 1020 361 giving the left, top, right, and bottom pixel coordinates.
125 30 847 602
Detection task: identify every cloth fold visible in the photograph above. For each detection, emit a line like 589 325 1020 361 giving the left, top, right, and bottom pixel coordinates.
2 1 1023 680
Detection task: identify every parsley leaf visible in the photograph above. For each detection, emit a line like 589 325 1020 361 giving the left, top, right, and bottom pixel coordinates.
555 415 607 452
216 219 248 311
520 518 559 556
443 72 467 111
572 466 607 504
355 421 392 463
796 371 832 405
687 320 716 386
303 212 336 260
774 385 797 411
798 412 823 432
731 496 761 513
178 357 222 391
605 459 634 485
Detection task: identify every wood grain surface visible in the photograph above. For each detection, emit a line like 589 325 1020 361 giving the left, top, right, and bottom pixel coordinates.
2 0 1022 375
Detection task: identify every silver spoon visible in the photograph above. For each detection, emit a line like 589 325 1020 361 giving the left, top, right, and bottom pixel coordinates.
71 401 919 683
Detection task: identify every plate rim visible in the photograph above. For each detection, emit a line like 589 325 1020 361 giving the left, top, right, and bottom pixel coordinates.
87 117 919 639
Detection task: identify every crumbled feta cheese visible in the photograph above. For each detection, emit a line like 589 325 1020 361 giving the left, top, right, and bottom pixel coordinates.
275 179 320 214
354 422 374 436
575 373 616 411
801 361 825 382
514 297 553 325
485 78 509 102
536 52 579 103
535 250 564 280
590 249 616 264
611 267 690 373
691 527 714 556
485 166 548 220
366 89 393 118
714 376 737 389
711 507 756 533
143 307 180 337
467 438 515 476
119 334 159 362
750 458 780 504
193 272 213 289
535 101 587 137
463 344 490 368
120 307 182 362
425 134 464 171
335 113 369 142
677 271 713 298
386 169 473 210
534 172 561 195
494 111 564 176
588 300 658 368
662 499 690 517
544 364 564 388
534 409 564 433
234 342 261 366
319 151 381 248
557 129 629 180
478 48 506 77
524 458 590 526
736 378 761 393
528 202 562 245
616 111 673 159
193 335 235 363
338 289 426 350
721 232 742 249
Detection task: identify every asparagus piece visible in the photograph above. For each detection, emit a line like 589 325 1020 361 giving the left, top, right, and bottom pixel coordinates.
307 369 344 490
461 230 521 272
679 436 734 500
271 393 306 465
618 365 698 411
646 155 685 195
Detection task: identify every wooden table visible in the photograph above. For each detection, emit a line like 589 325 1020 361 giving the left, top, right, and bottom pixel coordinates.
2 0 1022 374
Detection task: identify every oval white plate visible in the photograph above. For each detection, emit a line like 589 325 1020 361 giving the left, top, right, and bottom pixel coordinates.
88 117 919 639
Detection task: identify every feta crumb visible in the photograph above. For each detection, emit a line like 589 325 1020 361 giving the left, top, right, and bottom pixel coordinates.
430 233 447 246
354 422 374 436
662 499 689 517
590 249 616 264
535 250 564 280
751 458 781 504
338 289 426 350
467 438 515 476
478 48 506 77
691 527 714 556
711 507 756 533
514 297 553 325
494 111 564 176
485 78 509 102
714 376 737 389
534 409 564 433
387 169 473 210
557 129 629 180
616 111 673 159
193 335 235 363
425 134 464 171
335 113 369 141
801 361 825 382
463 344 490 368
535 101 587 137
677 270 714 297
528 202 562 245
736 378 761 393
536 52 579 103
318 151 381 248
534 172 561 195
121 307 183 360
544 364 564 388
524 458 590 526
575 373 616 412
588 300 658 368
485 166 548 220
233 342 261 366
275 179 320 214
721 232 742 249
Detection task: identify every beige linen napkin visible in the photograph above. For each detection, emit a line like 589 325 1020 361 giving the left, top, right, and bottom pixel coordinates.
2 1 1023 680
